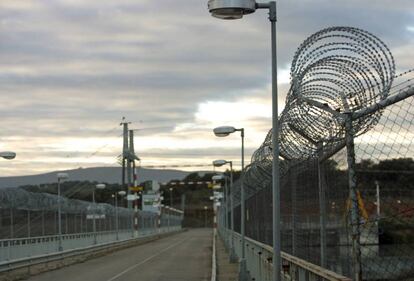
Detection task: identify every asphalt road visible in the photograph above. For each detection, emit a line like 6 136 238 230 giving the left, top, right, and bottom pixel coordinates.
27 229 212 281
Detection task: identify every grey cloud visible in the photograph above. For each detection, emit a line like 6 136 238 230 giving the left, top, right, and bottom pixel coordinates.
0 0 413 175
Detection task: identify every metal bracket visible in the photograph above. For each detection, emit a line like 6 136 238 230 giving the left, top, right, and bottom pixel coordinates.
256 1 276 22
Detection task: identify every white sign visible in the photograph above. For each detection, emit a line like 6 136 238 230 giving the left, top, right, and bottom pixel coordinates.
127 194 140 201
214 192 223 199
86 214 106 219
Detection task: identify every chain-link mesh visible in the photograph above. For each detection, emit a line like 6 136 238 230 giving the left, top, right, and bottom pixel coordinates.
224 26 414 280
0 187 180 239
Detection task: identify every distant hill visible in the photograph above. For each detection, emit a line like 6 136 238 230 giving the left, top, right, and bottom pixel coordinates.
0 166 196 188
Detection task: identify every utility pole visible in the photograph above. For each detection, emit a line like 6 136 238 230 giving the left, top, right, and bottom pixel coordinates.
129 129 141 237
120 118 130 208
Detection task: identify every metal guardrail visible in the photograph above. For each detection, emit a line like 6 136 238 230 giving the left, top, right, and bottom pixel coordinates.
0 226 180 264
0 226 182 275
222 230 351 281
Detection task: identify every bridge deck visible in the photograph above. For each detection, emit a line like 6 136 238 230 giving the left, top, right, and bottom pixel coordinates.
27 229 212 281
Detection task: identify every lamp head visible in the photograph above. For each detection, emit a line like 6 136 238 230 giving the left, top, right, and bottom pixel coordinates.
96 183 106 189
213 159 228 167
208 0 256 20
213 126 237 137
0 151 16 160
118 190 126 196
57 172 69 180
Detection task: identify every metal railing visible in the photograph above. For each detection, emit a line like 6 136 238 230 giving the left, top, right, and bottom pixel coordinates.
0 226 183 276
0 226 181 263
219 229 351 281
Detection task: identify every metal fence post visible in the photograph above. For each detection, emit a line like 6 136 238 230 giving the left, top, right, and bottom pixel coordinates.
80 211 83 233
345 113 362 281
10 208 14 238
318 143 327 268
229 164 237 263
41 211 45 236
54 211 57 235
27 210 31 238
74 213 77 233
65 213 69 234
291 167 297 256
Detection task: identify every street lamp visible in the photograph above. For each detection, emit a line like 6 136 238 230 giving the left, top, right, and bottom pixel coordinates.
213 126 239 137
114 190 126 240
208 0 256 19
213 159 237 262
93 183 106 244
213 126 247 278
208 1 281 280
57 172 69 251
0 151 16 160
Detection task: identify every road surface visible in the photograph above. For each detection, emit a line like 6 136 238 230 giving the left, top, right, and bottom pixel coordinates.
28 229 212 281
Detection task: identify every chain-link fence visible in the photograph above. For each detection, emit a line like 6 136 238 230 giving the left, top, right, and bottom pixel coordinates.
221 27 414 280
0 187 182 240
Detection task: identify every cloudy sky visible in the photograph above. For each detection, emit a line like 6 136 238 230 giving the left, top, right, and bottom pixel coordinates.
0 0 413 176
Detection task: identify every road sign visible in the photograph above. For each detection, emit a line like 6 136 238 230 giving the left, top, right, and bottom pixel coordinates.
214 191 223 199
129 186 143 192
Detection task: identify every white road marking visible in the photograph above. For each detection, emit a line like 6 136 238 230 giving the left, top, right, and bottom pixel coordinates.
106 238 187 281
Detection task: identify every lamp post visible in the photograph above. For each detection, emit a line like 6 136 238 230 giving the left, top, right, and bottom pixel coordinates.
57 172 69 251
169 187 173 208
213 126 247 279
204 206 208 227
115 190 126 240
166 206 171 231
208 1 281 280
93 183 106 244
213 160 237 262
212 174 229 241
1 152 16 239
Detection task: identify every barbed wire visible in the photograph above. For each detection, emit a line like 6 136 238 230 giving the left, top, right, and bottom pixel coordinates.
223 26 414 280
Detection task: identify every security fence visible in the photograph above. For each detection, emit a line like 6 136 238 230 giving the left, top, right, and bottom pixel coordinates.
218 27 414 281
